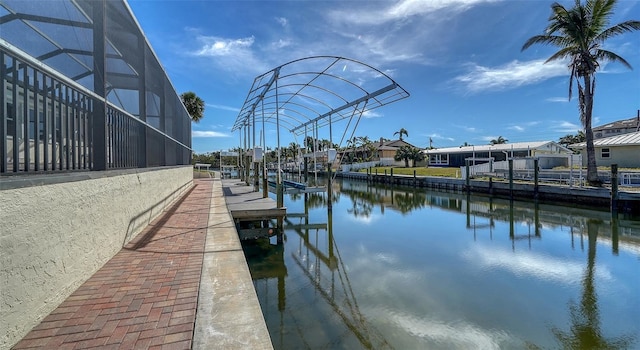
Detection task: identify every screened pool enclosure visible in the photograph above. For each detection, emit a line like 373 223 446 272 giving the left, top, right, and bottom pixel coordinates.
1 0 191 174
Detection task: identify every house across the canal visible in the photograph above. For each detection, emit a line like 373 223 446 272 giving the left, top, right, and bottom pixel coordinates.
570 131 640 168
423 141 573 167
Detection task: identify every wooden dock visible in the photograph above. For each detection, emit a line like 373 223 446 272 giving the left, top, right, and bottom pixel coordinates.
222 179 286 240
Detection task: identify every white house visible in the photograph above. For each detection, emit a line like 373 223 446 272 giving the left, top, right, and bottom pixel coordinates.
570 131 640 168
423 141 573 167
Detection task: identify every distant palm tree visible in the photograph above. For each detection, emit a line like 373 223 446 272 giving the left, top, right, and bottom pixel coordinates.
180 91 205 123
394 145 413 167
559 131 586 147
409 147 425 167
522 0 639 185
288 142 300 163
490 136 508 145
304 136 315 152
394 128 408 141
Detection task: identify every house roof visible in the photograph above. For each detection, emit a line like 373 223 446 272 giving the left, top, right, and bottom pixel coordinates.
570 131 640 148
342 139 417 153
424 141 572 154
592 117 640 132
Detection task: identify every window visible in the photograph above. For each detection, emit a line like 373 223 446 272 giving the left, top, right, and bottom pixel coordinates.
429 154 449 165
601 148 610 158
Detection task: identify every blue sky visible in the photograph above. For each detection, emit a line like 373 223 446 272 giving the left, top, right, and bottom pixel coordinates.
127 0 640 154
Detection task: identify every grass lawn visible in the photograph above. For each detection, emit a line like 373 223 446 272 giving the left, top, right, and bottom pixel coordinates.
357 166 460 178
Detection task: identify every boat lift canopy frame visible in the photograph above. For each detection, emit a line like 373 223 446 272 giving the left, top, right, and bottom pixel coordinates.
232 56 409 138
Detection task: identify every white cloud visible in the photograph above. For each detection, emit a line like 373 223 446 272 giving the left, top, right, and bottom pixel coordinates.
329 0 500 25
270 39 292 50
275 17 288 27
508 121 539 132
546 97 570 103
363 110 383 119
480 135 497 142
193 130 231 138
388 312 511 350
428 133 455 141
455 59 568 93
195 35 254 56
463 245 612 285
553 121 582 133
192 35 268 75
206 103 240 112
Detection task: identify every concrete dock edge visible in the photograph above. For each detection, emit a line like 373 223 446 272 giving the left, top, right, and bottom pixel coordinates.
193 178 273 349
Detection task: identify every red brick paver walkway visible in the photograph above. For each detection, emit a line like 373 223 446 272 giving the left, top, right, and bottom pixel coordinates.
12 179 212 350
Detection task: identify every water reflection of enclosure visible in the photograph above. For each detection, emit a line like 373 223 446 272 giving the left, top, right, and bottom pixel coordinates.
246 191 393 349
288 205 393 349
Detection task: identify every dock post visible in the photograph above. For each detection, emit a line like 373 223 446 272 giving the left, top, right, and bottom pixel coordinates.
534 158 539 200
253 162 259 191
611 164 618 216
509 200 515 241
390 168 394 185
413 170 416 186
465 160 470 194
508 159 513 200
489 177 493 195
611 216 619 255
262 167 268 198
304 157 308 182
384 169 388 184
277 182 284 208
245 154 251 185
327 163 333 211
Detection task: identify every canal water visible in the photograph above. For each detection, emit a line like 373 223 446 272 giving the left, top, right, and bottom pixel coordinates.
242 177 640 350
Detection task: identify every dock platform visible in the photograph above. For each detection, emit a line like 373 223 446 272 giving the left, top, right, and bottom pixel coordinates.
223 179 286 240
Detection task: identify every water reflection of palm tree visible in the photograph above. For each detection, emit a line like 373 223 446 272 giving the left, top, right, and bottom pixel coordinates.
393 191 427 214
550 220 635 349
347 197 374 218
304 192 340 209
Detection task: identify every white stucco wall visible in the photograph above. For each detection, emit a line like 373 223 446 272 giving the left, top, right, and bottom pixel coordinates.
578 145 640 168
0 166 193 349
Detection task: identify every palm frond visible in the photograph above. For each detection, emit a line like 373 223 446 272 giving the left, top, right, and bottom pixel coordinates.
595 49 633 69
596 20 640 41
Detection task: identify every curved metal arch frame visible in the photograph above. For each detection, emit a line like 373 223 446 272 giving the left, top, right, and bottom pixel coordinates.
233 56 409 138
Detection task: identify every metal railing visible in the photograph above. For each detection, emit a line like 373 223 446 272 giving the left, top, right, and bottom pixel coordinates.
1 45 191 175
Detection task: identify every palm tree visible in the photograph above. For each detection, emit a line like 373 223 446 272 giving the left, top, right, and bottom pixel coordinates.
559 131 586 147
304 136 315 152
522 0 640 185
180 91 205 123
490 136 508 145
394 145 413 167
409 147 425 167
394 128 408 141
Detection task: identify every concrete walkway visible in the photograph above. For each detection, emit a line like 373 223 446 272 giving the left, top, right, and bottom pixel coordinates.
11 178 272 350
